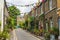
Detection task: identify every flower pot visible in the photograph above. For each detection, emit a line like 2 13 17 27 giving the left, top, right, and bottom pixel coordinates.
50 34 55 40
58 36 60 40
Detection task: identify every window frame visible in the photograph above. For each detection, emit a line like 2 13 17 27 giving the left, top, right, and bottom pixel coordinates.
50 17 53 29
36 8 38 16
40 5 43 15
46 22 48 31
49 0 53 10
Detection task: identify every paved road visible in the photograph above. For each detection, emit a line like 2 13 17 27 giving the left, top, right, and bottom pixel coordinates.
15 28 41 40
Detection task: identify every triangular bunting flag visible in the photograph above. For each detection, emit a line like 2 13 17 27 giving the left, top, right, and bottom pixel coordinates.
40 0 45 3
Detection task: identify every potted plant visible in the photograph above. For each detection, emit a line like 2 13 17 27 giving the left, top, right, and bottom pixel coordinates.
44 30 50 40
49 27 59 40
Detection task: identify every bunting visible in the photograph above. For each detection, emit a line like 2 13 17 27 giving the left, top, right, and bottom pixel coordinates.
40 0 45 3
6 2 38 7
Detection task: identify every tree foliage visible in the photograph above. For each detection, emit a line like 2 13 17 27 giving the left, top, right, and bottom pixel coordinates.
7 6 20 29
8 6 20 18
0 21 1 26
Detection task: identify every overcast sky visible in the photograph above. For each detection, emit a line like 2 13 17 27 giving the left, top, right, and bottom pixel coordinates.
6 0 39 16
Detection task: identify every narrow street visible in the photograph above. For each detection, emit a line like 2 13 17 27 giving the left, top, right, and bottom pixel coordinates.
0 0 59 40
14 28 41 40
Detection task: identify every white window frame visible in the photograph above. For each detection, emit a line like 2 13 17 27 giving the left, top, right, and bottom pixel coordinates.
40 5 43 15
49 0 52 10
46 23 48 32
36 9 38 16
32 10 34 16
50 19 53 29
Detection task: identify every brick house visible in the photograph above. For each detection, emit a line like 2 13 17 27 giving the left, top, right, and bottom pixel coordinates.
25 0 60 39
44 0 60 39
57 0 60 37
44 0 59 32
28 2 44 30
38 3 45 30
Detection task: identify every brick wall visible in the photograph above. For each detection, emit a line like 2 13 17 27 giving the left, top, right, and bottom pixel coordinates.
52 0 57 8
45 9 58 27
45 0 49 13
45 0 58 27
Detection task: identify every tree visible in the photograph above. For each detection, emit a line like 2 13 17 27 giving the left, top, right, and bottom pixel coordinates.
8 6 20 18
8 6 20 29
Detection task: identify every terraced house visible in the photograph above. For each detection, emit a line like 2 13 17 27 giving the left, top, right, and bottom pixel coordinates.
40 0 60 39
27 2 45 35
28 0 60 39
44 0 58 32
44 0 60 39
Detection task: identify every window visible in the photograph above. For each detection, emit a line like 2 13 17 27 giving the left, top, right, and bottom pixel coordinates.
36 9 38 16
50 17 53 29
45 19 48 32
32 11 34 16
49 0 52 10
46 23 48 32
40 5 43 15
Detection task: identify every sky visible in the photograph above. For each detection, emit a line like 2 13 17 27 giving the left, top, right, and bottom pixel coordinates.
6 0 38 16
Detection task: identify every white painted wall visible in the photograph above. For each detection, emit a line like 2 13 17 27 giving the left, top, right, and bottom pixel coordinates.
0 0 4 32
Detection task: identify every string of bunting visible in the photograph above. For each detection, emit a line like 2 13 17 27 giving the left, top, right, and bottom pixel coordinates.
6 0 46 7
6 2 40 7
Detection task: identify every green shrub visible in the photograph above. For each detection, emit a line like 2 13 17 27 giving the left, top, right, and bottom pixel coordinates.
0 31 10 40
44 27 59 40
33 29 40 36
49 27 59 39
0 22 1 26
44 32 50 40
0 24 10 40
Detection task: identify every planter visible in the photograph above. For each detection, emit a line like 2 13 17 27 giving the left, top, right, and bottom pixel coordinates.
49 27 59 40
50 34 55 40
58 36 60 40
44 32 50 40
45 38 50 40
